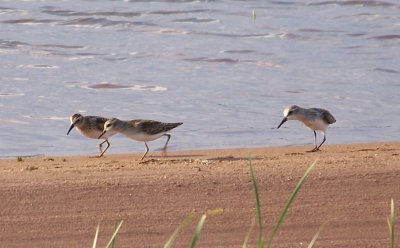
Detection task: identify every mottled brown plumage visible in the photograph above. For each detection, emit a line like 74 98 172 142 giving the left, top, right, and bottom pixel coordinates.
318 108 336 124
126 120 183 136
67 113 115 157
99 118 183 160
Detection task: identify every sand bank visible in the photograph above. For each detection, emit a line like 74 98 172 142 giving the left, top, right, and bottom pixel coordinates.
0 142 399 247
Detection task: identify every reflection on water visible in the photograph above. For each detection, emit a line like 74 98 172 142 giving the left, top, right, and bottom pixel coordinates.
85 82 168 91
0 0 399 157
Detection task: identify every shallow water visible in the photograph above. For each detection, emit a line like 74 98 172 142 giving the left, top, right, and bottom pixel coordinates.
0 0 399 157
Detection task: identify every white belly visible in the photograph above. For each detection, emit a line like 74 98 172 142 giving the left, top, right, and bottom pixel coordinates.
76 127 113 140
301 119 328 131
123 132 166 142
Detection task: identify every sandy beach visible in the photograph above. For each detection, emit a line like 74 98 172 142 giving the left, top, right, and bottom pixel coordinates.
0 142 399 247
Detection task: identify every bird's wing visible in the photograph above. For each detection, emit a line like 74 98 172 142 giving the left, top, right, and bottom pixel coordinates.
129 119 182 135
321 110 336 124
87 116 108 131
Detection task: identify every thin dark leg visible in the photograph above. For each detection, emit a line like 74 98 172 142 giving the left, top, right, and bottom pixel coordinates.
308 131 318 152
316 132 326 150
313 131 317 150
99 139 110 157
140 142 149 161
163 134 171 151
162 134 171 157
98 139 106 154
99 140 106 153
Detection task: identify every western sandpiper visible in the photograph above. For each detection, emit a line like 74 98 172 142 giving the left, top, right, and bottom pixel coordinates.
277 105 336 152
67 113 115 157
98 118 182 160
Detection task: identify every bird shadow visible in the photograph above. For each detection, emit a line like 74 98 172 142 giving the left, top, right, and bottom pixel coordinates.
140 155 263 163
207 155 263 162
349 147 400 153
149 154 204 159
285 152 306 156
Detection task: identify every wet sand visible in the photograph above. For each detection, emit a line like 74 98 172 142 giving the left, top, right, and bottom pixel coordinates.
0 142 399 247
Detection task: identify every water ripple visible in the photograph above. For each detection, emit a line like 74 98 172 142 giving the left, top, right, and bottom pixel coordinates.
195 31 305 40
221 49 257 54
172 17 219 23
156 28 190 35
18 64 59 69
0 39 29 49
61 17 125 27
0 92 25 97
79 82 168 92
2 18 57 25
374 68 400 74
310 0 398 7
42 8 142 17
150 9 212 15
39 44 85 50
0 7 26 14
183 57 239 63
125 0 200 2
369 35 400 40
1 0 399 156
60 17 154 27
23 115 68 121
88 82 132 89
182 57 280 67
345 33 367 37
298 28 323 33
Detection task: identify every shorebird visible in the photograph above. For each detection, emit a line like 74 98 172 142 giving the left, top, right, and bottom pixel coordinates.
277 105 336 152
98 118 182 160
67 113 115 157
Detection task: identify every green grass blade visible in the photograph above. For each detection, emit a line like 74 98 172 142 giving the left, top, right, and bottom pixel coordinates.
105 220 123 248
164 213 194 248
388 198 395 248
242 217 256 248
308 222 326 248
188 214 207 248
207 208 224 216
249 160 264 248
109 221 120 248
92 223 100 248
265 158 318 248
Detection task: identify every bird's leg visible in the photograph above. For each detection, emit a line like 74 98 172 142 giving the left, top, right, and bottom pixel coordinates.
316 132 327 151
89 140 109 158
308 131 318 152
98 140 106 154
98 139 110 157
140 142 149 161
162 134 171 157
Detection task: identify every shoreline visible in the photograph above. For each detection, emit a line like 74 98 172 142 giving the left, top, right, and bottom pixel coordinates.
0 142 399 247
2 141 399 160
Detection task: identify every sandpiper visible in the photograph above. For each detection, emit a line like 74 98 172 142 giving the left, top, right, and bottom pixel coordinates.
67 113 115 157
277 105 336 152
98 118 183 160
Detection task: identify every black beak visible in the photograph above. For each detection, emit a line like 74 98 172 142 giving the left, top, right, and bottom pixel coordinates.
277 117 287 129
67 123 75 135
98 131 106 139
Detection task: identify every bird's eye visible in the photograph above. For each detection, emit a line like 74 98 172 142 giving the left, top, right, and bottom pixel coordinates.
106 124 111 128
288 110 293 115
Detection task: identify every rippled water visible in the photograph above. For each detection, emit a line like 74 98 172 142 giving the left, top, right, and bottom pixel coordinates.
0 0 399 157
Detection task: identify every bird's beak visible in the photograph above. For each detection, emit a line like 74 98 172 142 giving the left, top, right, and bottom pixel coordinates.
67 123 75 135
98 131 106 139
277 117 287 129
